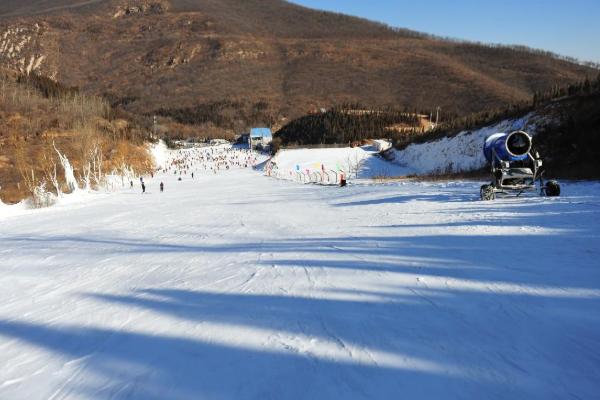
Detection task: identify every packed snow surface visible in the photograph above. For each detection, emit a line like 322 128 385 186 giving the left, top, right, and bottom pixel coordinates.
1 146 599 400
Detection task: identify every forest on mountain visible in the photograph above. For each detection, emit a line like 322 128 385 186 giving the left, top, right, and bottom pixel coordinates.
154 100 277 141
275 104 422 147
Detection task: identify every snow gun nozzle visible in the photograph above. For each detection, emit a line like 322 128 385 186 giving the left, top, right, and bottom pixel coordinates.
484 130 532 162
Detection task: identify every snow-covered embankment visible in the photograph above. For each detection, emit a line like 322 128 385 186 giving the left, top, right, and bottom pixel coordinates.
389 113 546 175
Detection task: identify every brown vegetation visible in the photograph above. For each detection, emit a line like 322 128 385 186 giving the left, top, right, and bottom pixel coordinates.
0 72 153 204
0 0 596 140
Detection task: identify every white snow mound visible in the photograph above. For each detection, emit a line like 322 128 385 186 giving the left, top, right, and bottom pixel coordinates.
390 113 548 175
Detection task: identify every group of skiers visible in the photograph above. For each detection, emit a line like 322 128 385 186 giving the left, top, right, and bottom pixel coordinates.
161 146 259 176
132 146 259 194
131 177 164 194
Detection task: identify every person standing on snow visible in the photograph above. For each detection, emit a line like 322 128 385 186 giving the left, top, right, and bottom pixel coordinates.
160 182 164 192
141 180 146 194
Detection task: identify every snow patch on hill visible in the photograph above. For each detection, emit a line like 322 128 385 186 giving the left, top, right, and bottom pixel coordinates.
389 113 547 175
0 24 47 75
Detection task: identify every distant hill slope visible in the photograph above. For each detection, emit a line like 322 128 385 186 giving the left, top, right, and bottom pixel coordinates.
0 0 596 128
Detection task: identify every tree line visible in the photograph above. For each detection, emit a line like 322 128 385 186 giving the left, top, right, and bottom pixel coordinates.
533 91 600 179
275 103 421 146
154 100 276 134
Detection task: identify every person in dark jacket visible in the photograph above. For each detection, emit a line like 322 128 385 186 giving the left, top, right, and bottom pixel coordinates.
160 182 164 192
141 181 146 193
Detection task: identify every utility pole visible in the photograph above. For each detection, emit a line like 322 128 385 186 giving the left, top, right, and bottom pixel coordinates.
153 115 157 139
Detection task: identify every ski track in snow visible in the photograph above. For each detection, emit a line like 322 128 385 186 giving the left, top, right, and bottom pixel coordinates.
0 146 600 399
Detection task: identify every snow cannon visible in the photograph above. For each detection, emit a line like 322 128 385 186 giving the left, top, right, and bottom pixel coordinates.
483 131 532 163
480 130 560 200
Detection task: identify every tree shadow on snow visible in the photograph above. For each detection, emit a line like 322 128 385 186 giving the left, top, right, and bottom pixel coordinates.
332 191 475 206
0 304 495 400
3 265 596 400
1 184 599 398
3 275 598 400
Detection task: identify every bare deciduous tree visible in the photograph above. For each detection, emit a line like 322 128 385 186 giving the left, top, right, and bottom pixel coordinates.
14 138 39 199
39 139 61 196
345 153 361 179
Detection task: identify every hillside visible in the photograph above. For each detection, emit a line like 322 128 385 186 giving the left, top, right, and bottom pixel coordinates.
0 0 596 134
0 70 153 204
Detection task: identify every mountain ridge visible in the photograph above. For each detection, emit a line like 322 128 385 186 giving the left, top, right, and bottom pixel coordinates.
0 0 596 129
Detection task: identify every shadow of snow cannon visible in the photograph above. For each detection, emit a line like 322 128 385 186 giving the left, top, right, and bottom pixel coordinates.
480 131 560 200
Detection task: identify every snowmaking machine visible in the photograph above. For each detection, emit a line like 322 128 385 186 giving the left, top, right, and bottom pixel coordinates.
480 130 560 200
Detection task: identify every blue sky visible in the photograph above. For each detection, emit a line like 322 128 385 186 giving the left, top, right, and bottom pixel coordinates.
290 0 600 63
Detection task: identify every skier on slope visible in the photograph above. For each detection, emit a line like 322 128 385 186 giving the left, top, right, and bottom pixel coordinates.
160 182 164 192
141 180 146 193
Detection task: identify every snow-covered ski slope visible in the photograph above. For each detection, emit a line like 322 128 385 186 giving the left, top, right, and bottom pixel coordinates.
268 146 411 183
1 146 600 399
